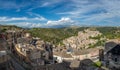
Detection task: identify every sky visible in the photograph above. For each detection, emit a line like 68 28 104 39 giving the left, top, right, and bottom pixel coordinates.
0 0 120 28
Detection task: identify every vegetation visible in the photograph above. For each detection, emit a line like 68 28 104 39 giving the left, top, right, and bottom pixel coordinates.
0 25 22 32
29 27 120 46
89 27 120 47
94 61 102 67
96 27 120 39
1 25 120 46
89 40 106 48
28 27 88 45
89 35 102 40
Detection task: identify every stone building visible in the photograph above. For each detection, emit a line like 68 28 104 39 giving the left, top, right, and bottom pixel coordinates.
70 59 97 70
14 37 54 69
103 41 120 69
31 63 71 70
72 47 100 61
5 30 24 52
63 29 102 49
0 38 13 70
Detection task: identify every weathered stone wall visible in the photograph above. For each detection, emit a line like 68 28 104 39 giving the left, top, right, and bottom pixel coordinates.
32 63 71 70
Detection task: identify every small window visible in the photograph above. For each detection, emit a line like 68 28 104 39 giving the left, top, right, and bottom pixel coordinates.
115 58 117 62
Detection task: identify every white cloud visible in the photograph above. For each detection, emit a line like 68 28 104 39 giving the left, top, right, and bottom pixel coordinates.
57 0 120 23
0 16 47 28
41 2 51 7
17 22 43 28
27 0 63 11
0 16 46 22
27 12 47 20
1 22 43 28
0 17 76 28
46 17 74 26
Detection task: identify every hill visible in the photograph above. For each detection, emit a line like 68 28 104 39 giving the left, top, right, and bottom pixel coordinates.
28 27 88 45
0 25 22 32
1 25 120 46
29 27 120 45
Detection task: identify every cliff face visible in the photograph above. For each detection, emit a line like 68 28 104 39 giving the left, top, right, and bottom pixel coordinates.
63 29 102 49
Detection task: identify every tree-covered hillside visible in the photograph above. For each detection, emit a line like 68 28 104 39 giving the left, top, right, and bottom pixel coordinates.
29 27 120 45
96 27 120 39
28 27 88 45
1 25 120 45
0 25 22 32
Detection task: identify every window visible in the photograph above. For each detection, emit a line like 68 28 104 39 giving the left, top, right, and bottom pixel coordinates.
115 58 117 62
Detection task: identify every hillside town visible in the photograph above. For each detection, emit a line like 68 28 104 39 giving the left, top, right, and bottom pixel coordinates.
0 0 120 70
63 29 102 49
0 28 120 70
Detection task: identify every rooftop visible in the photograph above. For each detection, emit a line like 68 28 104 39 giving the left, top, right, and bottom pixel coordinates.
54 51 72 58
105 39 120 53
73 47 100 55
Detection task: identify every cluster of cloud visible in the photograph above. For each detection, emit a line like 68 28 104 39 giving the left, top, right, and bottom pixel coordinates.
0 0 120 27
0 0 65 11
0 17 75 28
0 17 46 22
47 17 74 26
56 0 120 25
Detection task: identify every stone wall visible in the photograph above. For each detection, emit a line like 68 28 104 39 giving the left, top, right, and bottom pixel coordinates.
32 63 71 70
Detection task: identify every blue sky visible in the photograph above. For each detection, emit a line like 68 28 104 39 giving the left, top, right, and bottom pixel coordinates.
0 0 120 28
